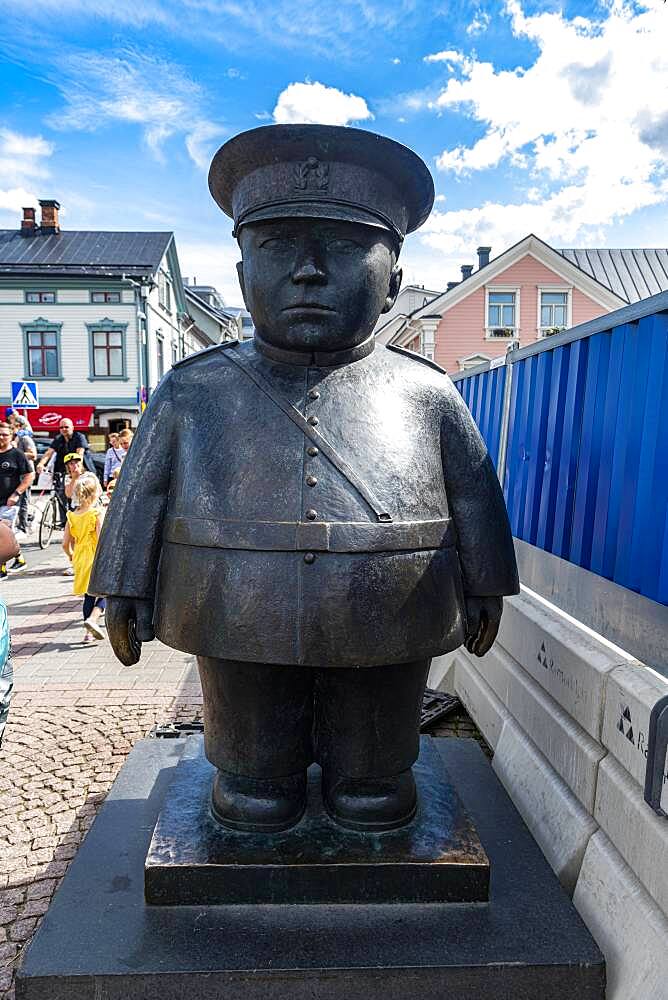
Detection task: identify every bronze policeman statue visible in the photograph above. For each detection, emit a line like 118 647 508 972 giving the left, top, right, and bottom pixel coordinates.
90 125 519 835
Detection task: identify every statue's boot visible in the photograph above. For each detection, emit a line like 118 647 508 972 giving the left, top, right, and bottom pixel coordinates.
211 769 307 833
322 768 417 832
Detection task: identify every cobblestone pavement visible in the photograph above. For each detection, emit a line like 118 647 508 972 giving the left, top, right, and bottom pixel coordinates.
0 538 488 999
0 540 201 998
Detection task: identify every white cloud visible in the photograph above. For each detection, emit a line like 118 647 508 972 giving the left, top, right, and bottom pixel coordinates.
177 238 245 308
466 10 490 36
0 129 53 225
0 0 418 57
392 57 401 65
421 0 668 256
185 121 227 171
272 81 372 126
44 47 223 169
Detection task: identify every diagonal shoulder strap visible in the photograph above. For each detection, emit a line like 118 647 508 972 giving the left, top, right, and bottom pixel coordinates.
222 347 392 523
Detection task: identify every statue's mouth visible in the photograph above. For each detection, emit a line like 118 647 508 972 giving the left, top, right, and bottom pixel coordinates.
282 303 336 313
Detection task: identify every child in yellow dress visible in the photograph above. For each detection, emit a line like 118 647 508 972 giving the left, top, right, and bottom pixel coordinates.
62 475 106 643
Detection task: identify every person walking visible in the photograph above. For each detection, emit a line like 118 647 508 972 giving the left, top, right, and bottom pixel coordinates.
62 475 106 642
103 433 124 488
12 416 36 533
0 422 34 579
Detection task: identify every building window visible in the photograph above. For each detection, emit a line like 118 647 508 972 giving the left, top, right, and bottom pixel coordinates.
171 341 178 365
25 291 55 304
26 328 60 377
487 291 517 338
91 291 121 304
459 353 492 371
159 272 172 313
539 290 569 336
86 321 128 379
156 336 165 380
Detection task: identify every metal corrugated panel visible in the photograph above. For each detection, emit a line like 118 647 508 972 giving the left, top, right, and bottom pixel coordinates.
503 312 668 606
455 365 506 471
0 230 171 274
559 248 668 304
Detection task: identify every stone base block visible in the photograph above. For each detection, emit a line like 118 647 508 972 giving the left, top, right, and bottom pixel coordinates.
16 738 605 1000
594 755 668 916
497 590 629 741
492 719 598 894
427 650 456 692
454 653 510 751
601 663 668 787
468 645 605 810
574 831 668 1000
145 736 489 906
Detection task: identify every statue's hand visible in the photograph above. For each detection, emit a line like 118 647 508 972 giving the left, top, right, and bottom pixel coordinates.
105 597 155 666
464 596 503 657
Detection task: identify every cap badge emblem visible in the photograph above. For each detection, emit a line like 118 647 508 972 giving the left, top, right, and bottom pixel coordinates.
294 156 329 192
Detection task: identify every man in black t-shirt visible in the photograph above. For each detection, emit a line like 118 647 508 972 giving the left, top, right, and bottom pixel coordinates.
0 422 34 578
35 417 88 476
35 418 89 527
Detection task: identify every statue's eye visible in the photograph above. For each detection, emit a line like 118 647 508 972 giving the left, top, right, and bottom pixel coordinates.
327 238 359 253
259 236 296 251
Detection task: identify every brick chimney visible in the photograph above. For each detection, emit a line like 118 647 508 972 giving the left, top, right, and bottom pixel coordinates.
20 207 37 237
39 199 60 235
461 264 474 280
446 281 459 292
477 246 491 269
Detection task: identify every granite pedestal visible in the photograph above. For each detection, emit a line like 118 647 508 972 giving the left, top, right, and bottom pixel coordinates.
145 736 489 905
16 737 605 1000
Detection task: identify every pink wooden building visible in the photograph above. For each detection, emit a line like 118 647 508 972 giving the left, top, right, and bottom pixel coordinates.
377 235 632 373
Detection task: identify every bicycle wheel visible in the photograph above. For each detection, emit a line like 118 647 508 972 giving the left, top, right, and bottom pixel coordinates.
39 497 56 549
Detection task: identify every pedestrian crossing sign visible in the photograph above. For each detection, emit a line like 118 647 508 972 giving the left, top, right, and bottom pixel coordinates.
10 380 40 409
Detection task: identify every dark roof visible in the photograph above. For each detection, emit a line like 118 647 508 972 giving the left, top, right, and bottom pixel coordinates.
558 248 668 304
0 229 172 276
184 285 236 325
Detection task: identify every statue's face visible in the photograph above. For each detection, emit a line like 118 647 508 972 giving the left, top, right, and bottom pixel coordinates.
238 218 401 353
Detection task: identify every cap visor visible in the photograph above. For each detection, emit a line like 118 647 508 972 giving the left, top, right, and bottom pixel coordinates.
236 202 393 235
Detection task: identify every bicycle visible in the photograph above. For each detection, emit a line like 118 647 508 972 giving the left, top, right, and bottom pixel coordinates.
38 492 61 549
37 474 67 549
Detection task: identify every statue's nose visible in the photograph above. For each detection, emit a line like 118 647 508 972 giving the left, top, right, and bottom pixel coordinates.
292 259 327 284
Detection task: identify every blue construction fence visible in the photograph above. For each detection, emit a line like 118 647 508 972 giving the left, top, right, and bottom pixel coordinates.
451 290 668 608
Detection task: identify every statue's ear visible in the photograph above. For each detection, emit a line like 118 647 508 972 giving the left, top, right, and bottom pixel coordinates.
382 265 402 314
236 260 247 306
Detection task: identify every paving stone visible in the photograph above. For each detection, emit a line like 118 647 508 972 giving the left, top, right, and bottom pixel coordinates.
453 653 510 751
601 663 668 788
497 590 632 740
469 645 606 810
492 719 598 894
574 831 668 1000
594 755 668 917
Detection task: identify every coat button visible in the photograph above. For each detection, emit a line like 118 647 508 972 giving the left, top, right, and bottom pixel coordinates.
305 475 317 487
304 552 316 564
307 446 319 457
307 415 319 426
305 509 318 520
307 389 320 400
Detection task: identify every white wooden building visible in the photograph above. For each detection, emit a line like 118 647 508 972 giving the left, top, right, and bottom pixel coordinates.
0 200 223 444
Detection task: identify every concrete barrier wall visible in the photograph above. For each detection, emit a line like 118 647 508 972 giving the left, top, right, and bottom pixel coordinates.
434 585 668 999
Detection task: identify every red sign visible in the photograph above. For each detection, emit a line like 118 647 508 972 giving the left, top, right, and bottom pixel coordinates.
25 405 96 432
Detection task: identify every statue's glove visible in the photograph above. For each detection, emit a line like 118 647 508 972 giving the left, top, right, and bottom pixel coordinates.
105 597 155 666
464 596 503 657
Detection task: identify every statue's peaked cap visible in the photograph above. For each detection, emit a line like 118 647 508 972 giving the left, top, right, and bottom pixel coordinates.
208 124 434 244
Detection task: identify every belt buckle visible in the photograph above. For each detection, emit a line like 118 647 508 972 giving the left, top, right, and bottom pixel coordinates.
296 521 329 551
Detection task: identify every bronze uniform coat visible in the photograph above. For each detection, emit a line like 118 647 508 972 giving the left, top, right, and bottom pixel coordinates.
90 338 519 667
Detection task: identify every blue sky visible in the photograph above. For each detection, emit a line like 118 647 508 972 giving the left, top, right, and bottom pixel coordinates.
1 0 667 305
